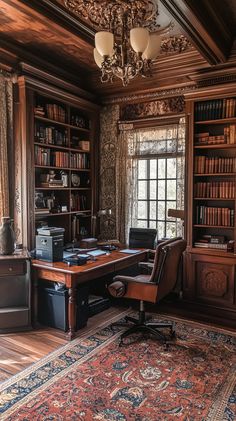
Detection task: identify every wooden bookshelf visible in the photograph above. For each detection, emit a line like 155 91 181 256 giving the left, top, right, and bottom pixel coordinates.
15 76 99 249
184 86 236 328
33 92 98 245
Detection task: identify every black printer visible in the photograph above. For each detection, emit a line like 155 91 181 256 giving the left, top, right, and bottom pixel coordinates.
36 227 65 262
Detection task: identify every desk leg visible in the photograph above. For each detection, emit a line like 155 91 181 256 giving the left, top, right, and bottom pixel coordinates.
32 269 39 328
67 287 76 340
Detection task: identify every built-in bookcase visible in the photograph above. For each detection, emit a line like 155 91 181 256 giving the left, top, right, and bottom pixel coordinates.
192 97 236 254
184 87 236 327
33 93 96 245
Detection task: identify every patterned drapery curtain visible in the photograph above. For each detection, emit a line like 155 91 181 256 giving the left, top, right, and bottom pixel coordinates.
99 104 185 244
120 118 186 242
0 73 13 220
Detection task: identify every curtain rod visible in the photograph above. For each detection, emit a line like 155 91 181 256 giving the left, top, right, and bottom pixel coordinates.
118 113 185 130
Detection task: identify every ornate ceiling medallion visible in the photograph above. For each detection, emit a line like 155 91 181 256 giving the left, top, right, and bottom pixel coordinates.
161 35 192 53
64 0 172 86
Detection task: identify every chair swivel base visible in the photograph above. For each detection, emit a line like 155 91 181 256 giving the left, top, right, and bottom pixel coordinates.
120 315 176 345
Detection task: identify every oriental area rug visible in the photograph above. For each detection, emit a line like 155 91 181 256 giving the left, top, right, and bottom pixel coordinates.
0 309 236 421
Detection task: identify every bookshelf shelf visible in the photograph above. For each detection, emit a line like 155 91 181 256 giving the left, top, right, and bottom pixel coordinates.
34 142 89 154
35 115 90 133
194 198 235 201
35 210 91 217
35 165 91 172
194 173 236 177
193 225 234 229
194 144 236 150
192 247 236 257
195 117 236 125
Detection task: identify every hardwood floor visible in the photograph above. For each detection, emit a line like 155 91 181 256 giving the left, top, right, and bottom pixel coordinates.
0 307 124 383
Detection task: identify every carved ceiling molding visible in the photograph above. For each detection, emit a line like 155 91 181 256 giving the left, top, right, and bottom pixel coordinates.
64 0 159 32
196 74 236 88
120 96 185 120
102 85 196 105
160 35 191 54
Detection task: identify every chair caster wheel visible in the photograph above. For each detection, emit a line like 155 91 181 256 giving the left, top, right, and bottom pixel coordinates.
170 330 176 339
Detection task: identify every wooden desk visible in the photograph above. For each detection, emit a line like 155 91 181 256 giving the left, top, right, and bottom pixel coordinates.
32 249 147 340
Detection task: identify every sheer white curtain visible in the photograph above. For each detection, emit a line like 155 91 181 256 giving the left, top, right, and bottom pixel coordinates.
119 118 185 243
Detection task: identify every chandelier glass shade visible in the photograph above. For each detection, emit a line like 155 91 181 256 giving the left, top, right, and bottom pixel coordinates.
64 0 171 86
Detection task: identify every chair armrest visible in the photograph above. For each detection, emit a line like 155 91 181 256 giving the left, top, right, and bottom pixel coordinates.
138 261 154 269
113 275 154 285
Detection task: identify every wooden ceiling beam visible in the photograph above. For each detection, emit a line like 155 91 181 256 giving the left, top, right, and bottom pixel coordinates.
160 0 233 64
20 0 95 44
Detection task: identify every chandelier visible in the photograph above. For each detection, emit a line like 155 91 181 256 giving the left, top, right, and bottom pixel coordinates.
64 0 172 86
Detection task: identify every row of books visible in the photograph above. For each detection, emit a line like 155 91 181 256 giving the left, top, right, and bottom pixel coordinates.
34 103 66 122
194 98 236 121
35 146 90 169
224 125 236 144
34 146 51 166
46 104 66 123
194 242 229 250
70 114 89 129
195 132 225 145
195 206 234 226
194 156 236 174
70 153 90 169
35 125 68 146
51 152 69 168
194 235 235 251
70 194 87 211
194 182 235 198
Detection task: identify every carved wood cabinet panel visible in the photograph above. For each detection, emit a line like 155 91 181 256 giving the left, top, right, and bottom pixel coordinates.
184 252 236 308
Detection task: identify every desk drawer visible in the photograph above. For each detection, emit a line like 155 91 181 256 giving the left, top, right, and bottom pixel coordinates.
0 261 26 276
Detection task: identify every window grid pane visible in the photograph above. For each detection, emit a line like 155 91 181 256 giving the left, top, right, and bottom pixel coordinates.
137 156 180 238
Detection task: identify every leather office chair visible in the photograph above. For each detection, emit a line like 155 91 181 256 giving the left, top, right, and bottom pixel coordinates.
108 238 187 345
129 227 157 249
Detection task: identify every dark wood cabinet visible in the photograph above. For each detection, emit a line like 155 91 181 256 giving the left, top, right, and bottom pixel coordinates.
0 251 31 332
184 84 236 327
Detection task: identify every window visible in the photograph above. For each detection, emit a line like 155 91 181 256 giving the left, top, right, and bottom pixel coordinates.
127 119 185 239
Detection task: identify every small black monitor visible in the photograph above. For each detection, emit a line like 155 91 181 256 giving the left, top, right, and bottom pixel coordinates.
129 227 157 249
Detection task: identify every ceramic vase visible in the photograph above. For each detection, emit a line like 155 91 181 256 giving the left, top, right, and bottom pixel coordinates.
0 217 15 255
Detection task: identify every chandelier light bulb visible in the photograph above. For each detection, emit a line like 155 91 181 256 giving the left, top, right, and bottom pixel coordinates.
130 27 149 53
142 32 162 60
95 31 114 57
93 48 103 68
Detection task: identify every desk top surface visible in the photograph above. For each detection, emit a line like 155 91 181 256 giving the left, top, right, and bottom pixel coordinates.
32 249 147 274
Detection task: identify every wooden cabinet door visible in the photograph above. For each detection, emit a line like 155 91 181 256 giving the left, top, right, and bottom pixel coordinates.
185 252 235 307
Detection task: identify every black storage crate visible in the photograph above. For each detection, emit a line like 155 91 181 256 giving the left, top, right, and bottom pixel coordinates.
38 282 89 331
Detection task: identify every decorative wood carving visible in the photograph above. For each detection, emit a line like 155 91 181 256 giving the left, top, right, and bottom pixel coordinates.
99 105 120 240
199 267 228 298
120 96 185 120
64 0 159 31
161 35 191 53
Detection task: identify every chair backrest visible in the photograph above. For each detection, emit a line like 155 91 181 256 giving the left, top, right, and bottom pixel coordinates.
149 238 187 302
129 227 157 249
